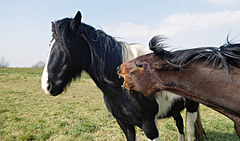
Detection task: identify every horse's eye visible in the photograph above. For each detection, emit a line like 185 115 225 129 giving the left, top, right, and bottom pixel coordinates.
135 61 143 68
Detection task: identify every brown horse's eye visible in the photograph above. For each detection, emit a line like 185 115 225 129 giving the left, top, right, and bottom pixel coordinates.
135 61 143 68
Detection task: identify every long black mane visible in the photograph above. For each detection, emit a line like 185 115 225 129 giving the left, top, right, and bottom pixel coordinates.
77 23 124 82
150 36 240 75
53 18 125 83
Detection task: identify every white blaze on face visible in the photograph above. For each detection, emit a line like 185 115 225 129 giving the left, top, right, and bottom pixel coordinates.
41 39 55 94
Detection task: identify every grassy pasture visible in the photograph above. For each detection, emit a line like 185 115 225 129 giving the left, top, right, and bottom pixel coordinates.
0 67 238 140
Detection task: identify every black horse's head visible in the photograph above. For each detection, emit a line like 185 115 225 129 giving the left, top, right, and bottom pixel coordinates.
41 11 91 96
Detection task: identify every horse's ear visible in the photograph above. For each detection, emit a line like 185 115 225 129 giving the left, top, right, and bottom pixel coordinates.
51 22 56 35
70 11 82 30
51 22 55 30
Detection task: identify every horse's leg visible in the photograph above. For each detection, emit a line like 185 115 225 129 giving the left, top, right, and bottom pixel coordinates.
173 113 185 141
234 122 240 139
186 111 197 141
186 101 204 141
142 118 161 141
116 119 136 141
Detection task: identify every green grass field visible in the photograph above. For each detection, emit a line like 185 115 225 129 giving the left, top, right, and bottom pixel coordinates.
0 67 238 141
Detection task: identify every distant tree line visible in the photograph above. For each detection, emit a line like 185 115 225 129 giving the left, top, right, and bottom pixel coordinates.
0 56 9 67
0 57 46 68
32 61 45 68
0 56 45 68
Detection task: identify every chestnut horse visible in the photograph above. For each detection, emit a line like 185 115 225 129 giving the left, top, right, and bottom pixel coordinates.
118 35 240 139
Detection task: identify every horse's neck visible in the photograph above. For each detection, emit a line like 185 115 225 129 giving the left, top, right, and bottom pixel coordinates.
161 64 240 116
85 51 122 95
87 43 144 96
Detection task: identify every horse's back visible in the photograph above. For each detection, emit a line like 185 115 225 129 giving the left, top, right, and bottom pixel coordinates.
122 43 145 62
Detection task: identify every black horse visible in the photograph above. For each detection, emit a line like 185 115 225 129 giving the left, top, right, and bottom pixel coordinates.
41 11 205 141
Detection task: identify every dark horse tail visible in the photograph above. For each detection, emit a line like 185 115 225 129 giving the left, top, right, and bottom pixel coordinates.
194 108 207 141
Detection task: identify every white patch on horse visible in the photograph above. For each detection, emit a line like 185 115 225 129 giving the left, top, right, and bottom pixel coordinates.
187 112 197 141
148 136 161 141
122 43 144 62
41 39 55 94
155 91 183 118
178 133 185 141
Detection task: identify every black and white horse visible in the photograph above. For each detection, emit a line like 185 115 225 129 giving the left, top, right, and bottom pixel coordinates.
41 11 205 141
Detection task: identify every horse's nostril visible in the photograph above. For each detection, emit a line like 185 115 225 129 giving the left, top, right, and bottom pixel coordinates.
117 66 121 73
47 83 53 93
47 83 51 91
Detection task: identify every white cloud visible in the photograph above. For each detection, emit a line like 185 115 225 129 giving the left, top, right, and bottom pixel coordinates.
101 22 152 42
158 10 240 37
100 22 155 50
99 10 240 51
205 0 239 4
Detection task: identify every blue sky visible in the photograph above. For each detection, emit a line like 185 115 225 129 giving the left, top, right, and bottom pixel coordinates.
1 0 240 67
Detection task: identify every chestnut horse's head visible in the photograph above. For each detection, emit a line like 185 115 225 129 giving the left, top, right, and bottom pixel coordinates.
117 35 181 96
117 53 163 96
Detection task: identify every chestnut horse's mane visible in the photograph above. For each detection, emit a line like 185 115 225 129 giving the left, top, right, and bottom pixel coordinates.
149 35 240 77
